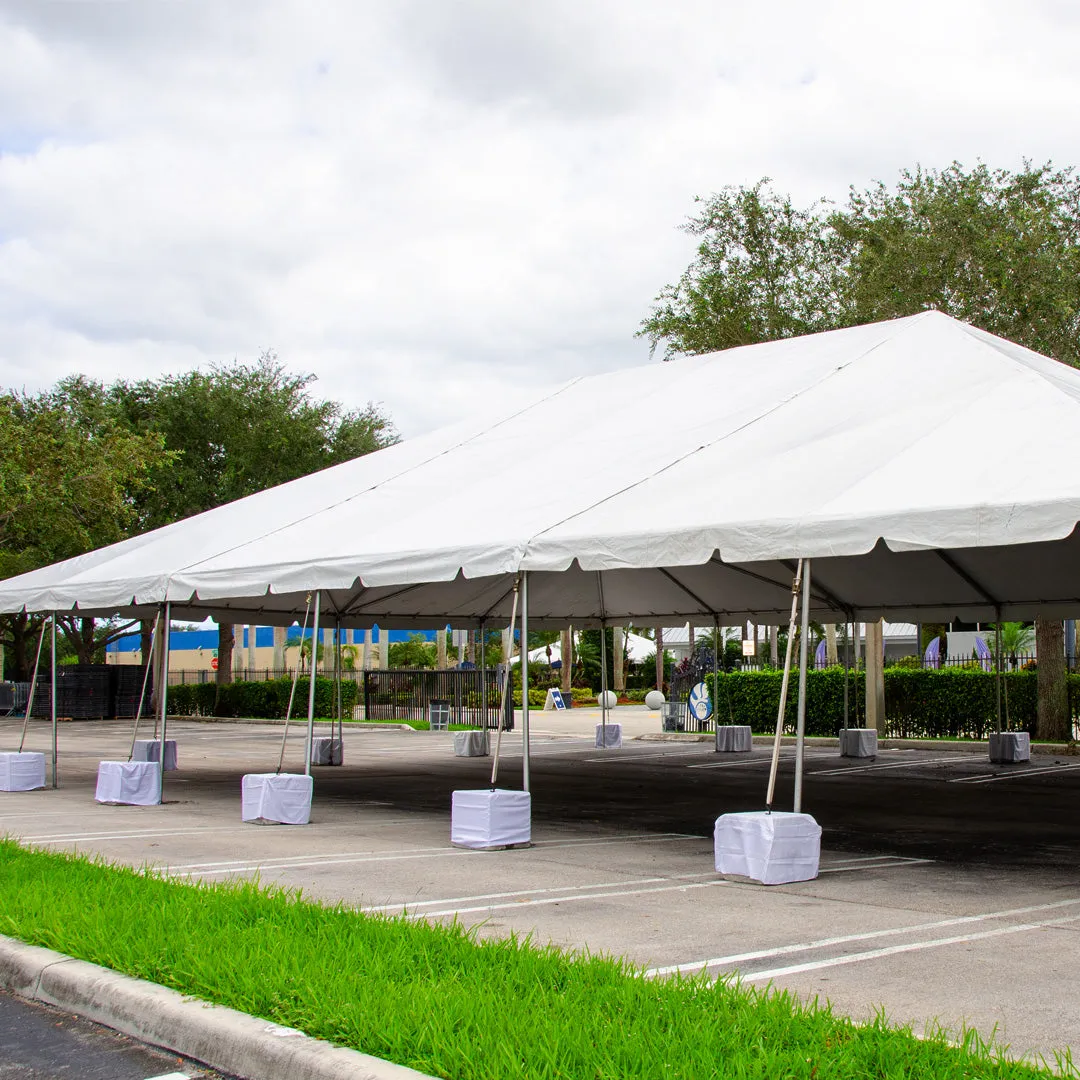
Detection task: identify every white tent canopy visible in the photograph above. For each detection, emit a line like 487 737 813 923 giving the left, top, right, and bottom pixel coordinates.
4 310 1080 626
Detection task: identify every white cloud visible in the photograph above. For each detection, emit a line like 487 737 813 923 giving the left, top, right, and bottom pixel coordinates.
0 0 1078 434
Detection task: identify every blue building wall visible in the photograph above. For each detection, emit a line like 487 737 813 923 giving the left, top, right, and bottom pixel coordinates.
107 627 437 653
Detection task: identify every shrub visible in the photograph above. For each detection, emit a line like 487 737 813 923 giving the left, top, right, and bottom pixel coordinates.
167 677 358 720
705 669 1080 739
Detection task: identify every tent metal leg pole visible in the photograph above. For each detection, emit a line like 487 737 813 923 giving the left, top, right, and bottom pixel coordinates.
843 612 852 730
306 591 321 777
994 604 1003 734
793 561 812 814
712 615 720 726
521 571 530 793
479 621 487 729
334 618 342 744
158 602 171 803
50 615 57 788
600 619 608 745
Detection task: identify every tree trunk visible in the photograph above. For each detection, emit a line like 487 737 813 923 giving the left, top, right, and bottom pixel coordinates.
272 625 286 671
217 623 234 686
655 627 664 692
436 628 447 669
8 613 30 682
140 619 153 666
769 625 778 667
612 625 625 692
1036 617 1069 741
825 624 838 666
560 629 573 694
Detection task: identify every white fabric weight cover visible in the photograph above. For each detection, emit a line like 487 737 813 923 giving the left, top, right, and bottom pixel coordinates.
95 760 161 806
453 731 490 757
714 811 821 885
0 751 46 792
310 737 344 766
451 789 531 849
839 728 878 758
132 739 178 771
595 723 622 749
241 773 313 825
715 725 752 753
989 731 1030 763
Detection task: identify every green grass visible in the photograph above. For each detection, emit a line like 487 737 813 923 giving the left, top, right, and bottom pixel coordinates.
0 839 1069 1079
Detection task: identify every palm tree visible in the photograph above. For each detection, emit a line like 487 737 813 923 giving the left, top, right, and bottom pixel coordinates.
983 622 1035 669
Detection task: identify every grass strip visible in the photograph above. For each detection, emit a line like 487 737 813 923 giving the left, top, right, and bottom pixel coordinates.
0 839 1069 1079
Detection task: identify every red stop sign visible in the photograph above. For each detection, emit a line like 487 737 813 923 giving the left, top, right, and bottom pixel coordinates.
210 657 219 670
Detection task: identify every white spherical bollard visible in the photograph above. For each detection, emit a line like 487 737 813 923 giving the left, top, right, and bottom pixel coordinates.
597 690 617 709
645 690 665 710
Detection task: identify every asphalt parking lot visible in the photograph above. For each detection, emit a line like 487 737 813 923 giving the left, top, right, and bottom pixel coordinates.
5 712 1080 1067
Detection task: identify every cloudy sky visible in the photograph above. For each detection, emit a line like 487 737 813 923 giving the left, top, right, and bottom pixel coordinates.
1 0 1078 437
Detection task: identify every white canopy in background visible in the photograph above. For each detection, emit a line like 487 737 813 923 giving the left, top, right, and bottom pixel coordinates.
3 310 1080 627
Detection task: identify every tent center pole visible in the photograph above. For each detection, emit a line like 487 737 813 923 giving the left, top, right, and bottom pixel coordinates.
521 571 530 793
158 602 171 803
479 621 487 730
843 611 852 731
305 591 321 776
793 561 812 814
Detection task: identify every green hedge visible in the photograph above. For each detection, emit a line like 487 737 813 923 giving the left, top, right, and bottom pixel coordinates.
168 677 358 720
707 668 1080 739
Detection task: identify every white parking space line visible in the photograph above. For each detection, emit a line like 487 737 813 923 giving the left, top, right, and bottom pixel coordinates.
951 761 1080 784
363 875 695 913
163 832 703 877
818 857 931 874
20 826 243 844
743 912 1080 982
413 877 733 917
581 749 717 764
646 896 1080 977
687 757 778 770
807 755 973 777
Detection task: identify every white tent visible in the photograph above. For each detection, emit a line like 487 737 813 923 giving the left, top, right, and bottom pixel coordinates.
3 310 1080 627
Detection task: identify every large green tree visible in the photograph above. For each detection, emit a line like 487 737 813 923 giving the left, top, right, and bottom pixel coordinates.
105 353 396 685
0 382 168 677
641 160 1080 734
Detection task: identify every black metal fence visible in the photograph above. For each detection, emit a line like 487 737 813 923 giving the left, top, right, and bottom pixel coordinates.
163 666 513 728
362 668 511 728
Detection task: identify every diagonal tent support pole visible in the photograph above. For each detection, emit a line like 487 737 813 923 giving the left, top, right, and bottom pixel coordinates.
793 560 812 814
278 595 312 773
765 560 803 812
18 619 48 754
128 618 158 760
158 601 172 803
305 591 321 777
490 577 520 786
50 615 58 788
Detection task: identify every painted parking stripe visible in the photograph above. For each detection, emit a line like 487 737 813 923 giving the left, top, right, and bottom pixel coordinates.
687 757 779 770
807 755 973 777
646 895 1080 977
164 833 704 877
742 911 1080 982
21 826 243 844
388 856 931 919
363 874 698 913
951 761 1080 784
405 856 926 919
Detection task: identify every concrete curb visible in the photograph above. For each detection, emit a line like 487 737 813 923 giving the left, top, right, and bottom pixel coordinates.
0 934 436 1080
